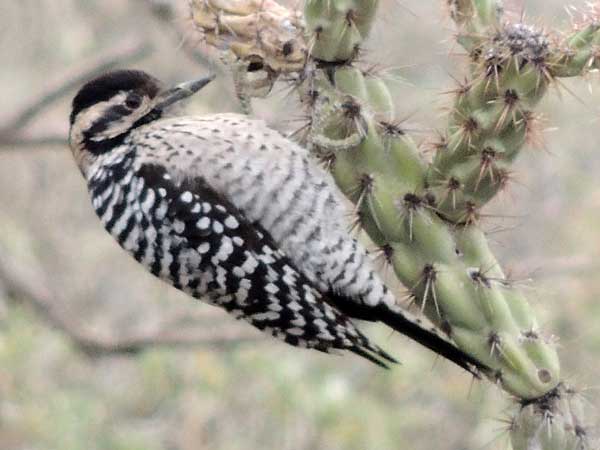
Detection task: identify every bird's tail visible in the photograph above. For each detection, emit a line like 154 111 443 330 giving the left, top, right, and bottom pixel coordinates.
376 304 487 377
327 292 487 377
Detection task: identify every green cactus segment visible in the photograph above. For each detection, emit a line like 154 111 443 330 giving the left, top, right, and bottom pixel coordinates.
550 23 600 78
452 0 600 79
511 384 592 450
435 8 600 223
304 0 378 62
306 60 559 398
428 23 552 223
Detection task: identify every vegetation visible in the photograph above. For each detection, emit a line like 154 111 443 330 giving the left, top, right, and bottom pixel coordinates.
1 0 598 448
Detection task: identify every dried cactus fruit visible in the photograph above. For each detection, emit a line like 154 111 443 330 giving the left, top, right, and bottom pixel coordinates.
190 0 306 73
190 0 307 107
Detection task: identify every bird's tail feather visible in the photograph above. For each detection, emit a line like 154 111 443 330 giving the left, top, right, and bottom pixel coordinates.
375 304 486 377
327 292 487 377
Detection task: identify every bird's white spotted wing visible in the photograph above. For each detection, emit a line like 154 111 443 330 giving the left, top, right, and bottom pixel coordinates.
122 162 395 366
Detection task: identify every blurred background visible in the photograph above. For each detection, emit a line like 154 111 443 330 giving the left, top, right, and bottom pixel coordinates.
0 0 599 449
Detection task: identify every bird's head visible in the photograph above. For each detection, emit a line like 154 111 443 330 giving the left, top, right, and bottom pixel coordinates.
69 69 214 175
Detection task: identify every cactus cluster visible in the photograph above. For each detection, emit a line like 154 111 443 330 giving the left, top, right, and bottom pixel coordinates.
511 383 592 450
429 21 552 222
189 0 597 447
301 0 562 400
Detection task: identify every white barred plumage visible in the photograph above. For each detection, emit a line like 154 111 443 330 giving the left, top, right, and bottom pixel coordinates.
68 69 485 374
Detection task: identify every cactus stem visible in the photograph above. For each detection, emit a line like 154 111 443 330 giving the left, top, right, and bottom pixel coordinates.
496 341 523 372
306 33 319 61
192 0 585 408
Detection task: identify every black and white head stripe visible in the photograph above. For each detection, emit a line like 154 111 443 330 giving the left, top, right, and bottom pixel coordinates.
70 70 161 125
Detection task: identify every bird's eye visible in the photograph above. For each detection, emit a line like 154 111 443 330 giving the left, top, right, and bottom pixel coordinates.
125 93 143 109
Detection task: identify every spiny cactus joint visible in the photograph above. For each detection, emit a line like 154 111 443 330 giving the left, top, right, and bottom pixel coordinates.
189 0 599 447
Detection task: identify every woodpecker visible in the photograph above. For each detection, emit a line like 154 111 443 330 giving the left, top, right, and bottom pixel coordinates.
68 69 485 374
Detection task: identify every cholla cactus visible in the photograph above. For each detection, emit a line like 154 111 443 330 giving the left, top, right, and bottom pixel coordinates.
301 0 562 400
510 384 592 450
189 0 598 447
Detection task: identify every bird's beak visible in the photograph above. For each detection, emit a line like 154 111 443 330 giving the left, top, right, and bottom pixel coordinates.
154 74 216 110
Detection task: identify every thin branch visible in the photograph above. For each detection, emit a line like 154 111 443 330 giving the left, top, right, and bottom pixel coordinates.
77 324 263 356
0 252 263 357
0 136 66 149
509 254 598 279
0 37 152 141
